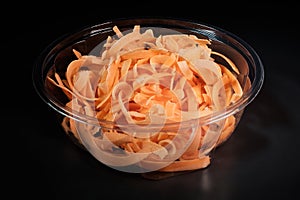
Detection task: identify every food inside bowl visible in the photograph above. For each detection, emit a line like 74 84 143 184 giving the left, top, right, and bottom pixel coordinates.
46 25 246 173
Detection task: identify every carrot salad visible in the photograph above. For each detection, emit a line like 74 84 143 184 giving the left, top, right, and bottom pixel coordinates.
47 25 245 172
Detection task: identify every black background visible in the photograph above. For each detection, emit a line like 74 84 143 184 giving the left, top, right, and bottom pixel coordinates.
5 2 300 199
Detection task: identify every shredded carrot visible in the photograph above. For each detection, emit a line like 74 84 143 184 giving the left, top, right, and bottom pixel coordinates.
47 25 247 172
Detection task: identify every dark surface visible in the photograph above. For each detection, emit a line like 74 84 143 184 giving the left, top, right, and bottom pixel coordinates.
5 2 299 200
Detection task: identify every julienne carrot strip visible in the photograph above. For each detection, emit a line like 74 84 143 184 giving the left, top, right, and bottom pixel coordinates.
158 155 210 172
47 25 248 172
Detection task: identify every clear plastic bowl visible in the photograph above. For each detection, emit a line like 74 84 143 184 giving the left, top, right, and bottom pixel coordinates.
32 18 264 173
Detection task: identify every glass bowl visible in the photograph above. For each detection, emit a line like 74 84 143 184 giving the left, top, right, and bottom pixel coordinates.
32 18 264 173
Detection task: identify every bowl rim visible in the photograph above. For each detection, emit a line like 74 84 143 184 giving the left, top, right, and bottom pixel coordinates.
32 17 264 128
